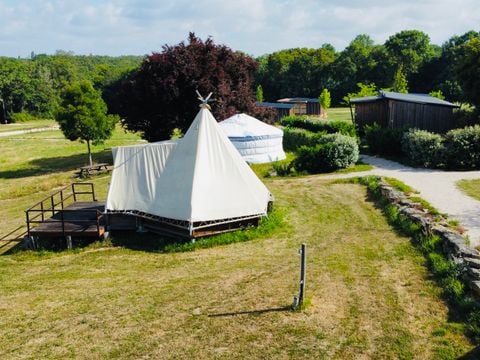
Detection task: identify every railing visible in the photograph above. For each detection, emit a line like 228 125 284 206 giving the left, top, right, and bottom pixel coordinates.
25 183 97 237
0 225 28 254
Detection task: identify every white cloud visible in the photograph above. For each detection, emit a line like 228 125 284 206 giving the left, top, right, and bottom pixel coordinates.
0 0 478 57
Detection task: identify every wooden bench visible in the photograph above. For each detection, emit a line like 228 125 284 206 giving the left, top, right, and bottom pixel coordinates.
79 163 110 177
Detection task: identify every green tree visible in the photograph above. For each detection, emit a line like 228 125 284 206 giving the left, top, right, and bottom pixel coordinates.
429 90 445 100
392 66 408 93
56 81 117 166
385 30 434 75
319 88 331 118
343 83 377 104
256 84 264 102
457 37 480 107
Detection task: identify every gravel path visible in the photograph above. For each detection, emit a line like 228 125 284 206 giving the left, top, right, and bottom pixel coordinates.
322 155 480 247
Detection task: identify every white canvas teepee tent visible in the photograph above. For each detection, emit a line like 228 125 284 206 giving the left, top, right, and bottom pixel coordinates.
219 113 286 164
106 105 272 237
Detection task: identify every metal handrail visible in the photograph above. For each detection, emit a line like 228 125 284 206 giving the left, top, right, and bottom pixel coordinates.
25 183 97 236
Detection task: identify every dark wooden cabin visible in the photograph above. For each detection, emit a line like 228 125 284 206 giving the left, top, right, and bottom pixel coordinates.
277 98 321 116
256 101 295 121
350 91 458 133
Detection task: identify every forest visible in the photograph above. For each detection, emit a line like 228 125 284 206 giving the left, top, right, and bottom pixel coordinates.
0 29 479 123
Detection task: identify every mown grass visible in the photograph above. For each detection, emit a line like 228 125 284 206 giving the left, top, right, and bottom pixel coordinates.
0 126 144 233
0 122 476 358
323 107 353 122
0 175 474 358
0 118 56 132
457 179 480 201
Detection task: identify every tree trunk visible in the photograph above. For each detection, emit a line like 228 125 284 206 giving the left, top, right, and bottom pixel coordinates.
87 139 93 167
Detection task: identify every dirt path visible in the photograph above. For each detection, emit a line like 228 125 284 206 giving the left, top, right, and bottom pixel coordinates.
322 155 480 247
0 125 59 137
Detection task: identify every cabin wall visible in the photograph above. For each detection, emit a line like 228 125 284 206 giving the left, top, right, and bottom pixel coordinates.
388 100 454 133
306 102 320 115
355 100 454 133
354 101 387 129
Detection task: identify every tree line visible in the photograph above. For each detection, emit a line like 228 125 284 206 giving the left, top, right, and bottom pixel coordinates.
1 30 479 145
0 51 142 121
256 29 480 106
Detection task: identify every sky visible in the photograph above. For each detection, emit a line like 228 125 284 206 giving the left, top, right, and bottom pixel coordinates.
1 0 479 58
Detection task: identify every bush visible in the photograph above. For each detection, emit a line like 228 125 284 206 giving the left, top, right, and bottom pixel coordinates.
294 133 359 173
445 125 480 169
283 127 326 151
401 129 446 168
10 112 41 123
364 123 405 156
280 115 356 137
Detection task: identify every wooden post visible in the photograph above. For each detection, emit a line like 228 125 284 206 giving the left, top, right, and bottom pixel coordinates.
293 243 307 310
299 243 306 306
66 235 72 250
72 184 76 202
51 196 55 217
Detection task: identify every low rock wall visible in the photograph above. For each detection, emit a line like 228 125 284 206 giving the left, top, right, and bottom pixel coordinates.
378 178 480 297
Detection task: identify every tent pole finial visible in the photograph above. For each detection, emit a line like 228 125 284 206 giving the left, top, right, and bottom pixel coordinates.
196 90 213 110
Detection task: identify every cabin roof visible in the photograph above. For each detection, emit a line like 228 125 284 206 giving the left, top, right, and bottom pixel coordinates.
277 97 319 103
350 91 458 107
256 101 295 109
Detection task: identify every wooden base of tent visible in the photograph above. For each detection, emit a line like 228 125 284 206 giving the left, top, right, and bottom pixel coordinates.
106 211 262 239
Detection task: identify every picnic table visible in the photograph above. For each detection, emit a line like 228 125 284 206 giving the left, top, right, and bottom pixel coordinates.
79 163 110 177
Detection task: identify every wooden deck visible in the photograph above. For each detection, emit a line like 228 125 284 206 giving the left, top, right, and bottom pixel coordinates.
29 201 105 238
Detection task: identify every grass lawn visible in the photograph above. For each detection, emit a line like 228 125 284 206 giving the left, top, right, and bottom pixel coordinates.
0 123 475 358
325 107 353 122
0 118 57 133
457 179 480 201
0 126 145 235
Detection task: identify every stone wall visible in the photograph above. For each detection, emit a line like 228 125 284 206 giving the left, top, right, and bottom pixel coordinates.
378 178 480 297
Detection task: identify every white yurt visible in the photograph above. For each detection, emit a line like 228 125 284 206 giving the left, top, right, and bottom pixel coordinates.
106 105 273 237
219 113 286 164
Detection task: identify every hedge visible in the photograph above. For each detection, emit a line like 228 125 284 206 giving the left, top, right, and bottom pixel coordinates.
294 133 359 173
283 127 326 152
280 115 356 137
401 129 446 168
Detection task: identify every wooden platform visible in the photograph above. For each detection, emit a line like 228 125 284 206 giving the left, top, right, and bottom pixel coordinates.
29 201 105 238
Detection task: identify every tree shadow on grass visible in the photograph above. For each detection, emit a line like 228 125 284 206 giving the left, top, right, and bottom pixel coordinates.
208 306 292 317
0 149 112 179
458 346 480 359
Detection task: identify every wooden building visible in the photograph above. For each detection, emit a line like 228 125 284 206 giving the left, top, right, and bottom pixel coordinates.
256 101 295 121
277 98 321 116
350 91 458 133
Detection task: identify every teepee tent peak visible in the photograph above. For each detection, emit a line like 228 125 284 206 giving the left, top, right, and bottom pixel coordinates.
196 90 213 110
151 107 271 222
219 113 286 164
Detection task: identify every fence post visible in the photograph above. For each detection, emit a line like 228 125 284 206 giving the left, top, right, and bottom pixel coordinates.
51 196 55 217
66 235 72 250
293 243 307 310
72 184 76 202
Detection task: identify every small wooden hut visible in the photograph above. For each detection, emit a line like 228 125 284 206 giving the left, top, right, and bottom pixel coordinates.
256 101 295 121
350 91 458 133
277 98 321 116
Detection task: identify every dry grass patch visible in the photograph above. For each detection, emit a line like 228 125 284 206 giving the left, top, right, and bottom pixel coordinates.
0 176 473 359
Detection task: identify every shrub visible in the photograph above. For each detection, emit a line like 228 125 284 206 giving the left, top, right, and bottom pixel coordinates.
280 115 356 137
363 123 405 156
283 127 326 152
445 125 480 169
10 112 41 123
272 161 294 176
401 129 446 168
294 133 359 173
